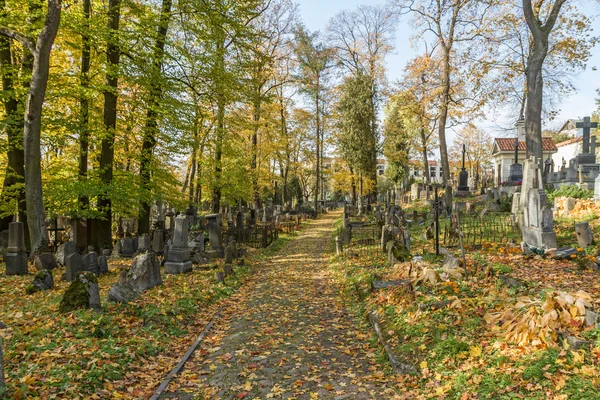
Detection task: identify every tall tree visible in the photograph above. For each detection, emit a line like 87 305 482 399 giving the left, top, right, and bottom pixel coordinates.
0 0 62 255
96 0 121 250
294 26 332 211
138 0 173 234
522 0 566 159
78 0 91 213
327 4 396 198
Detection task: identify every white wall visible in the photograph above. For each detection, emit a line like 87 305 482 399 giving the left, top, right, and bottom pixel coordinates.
552 142 580 169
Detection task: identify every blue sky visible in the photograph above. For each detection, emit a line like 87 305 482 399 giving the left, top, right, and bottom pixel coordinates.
297 0 600 143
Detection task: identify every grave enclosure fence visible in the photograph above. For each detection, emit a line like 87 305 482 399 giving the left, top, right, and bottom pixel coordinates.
440 212 520 247
335 223 383 259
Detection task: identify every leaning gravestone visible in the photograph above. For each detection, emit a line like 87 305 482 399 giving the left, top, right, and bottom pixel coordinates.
33 253 58 271
5 222 28 276
65 253 84 281
56 241 77 266
164 215 193 274
107 270 140 304
26 270 54 294
59 272 101 313
128 252 162 292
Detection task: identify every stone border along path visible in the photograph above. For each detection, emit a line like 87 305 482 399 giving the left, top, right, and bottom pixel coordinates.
159 210 399 399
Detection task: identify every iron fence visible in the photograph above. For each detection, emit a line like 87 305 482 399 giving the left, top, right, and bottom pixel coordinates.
441 212 519 247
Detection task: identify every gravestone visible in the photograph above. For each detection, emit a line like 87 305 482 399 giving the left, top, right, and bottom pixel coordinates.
98 250 109 274
59 272 101 313
128 252 162 292
206 213 224 258
65 253 83 281
138 234 151 252
224 245 233 265
119 237 135 258
70 219 88 250
152 229 164 254
410 183 421 201
456 144 470 196
33 253 58 271
56 241 77 266
26 269 54 294
164 215 193 274
520 157 557 249
508 137 523 185
575 222 593 248
107 270 140 304
0 230 8 254
82 251 99 274
5 222 28 276
249 209 257 226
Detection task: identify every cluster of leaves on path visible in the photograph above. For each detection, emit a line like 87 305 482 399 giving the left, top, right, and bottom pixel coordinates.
330 214 600 399
0 234 295 399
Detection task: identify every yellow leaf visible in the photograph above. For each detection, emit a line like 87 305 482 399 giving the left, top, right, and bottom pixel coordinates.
554 376 566 391
469 345 482 358
419 360 428 370
209 364 216 371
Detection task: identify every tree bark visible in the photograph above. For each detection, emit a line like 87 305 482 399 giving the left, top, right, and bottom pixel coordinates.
420 127 430 184
96 0 121 250
314 77 320 212
438 46 451 185
21 0 62 255
138 0 172 234
212 31 225 213
78 0 91 212
251 95 261 209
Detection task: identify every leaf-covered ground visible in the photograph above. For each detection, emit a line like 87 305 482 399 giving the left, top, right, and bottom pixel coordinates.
328 203 600 399
162 210 400 399
0 232 296 399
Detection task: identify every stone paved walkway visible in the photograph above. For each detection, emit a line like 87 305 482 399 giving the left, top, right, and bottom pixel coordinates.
161 211 399 399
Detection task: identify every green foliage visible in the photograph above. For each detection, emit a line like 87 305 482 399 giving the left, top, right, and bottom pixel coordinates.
546 186 593 203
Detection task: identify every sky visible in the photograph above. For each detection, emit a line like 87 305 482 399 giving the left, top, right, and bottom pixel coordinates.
297 0 600 146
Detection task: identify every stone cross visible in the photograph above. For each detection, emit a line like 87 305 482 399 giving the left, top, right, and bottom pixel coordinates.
576 116 598 154
461 144 466 170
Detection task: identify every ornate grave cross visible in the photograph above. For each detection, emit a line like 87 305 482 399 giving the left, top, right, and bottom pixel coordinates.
47 217 65 251
576 116 598 154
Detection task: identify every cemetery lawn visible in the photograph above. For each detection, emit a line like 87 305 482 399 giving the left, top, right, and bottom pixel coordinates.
330 214 600 399
0 233 296 399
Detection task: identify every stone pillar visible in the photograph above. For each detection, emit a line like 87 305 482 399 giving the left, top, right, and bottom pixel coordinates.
5 222 28 275
575 222 594 248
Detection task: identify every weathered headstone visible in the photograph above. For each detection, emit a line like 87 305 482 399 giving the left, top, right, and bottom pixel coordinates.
119 237 135 258
65 253 83 281
575 222 593 248
56 241 77 266
26 269 54 294
128 252 162 292
33 253 58 271
206 213 224 258
98 250 109 274
152 229 164 254
107 270 140 304
82 251 99 274
164 215 193 274
59 272 101 313
70 218 88 250
138 234 151 252
5 222 28 276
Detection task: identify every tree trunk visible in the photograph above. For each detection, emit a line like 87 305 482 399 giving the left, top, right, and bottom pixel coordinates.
314 78 320 212
420 127 430 184
350 166 356 205
438 48 451 185
22 0 62 255
252 95 261 209
212 31 225 213
78 0 91 212
138 0 172 235
96 0 121 250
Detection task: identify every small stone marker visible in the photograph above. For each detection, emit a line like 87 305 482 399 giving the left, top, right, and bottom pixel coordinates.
138 233 151 252
26 270 54 294
98 249 110 274
65 253 84 281
152 229 164 254
59 272 101 313
574 222 593 247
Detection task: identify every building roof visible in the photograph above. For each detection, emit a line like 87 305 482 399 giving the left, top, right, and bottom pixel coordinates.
556 136 582 148
493 137 557 153
559 119 581 134
428 160 438 166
